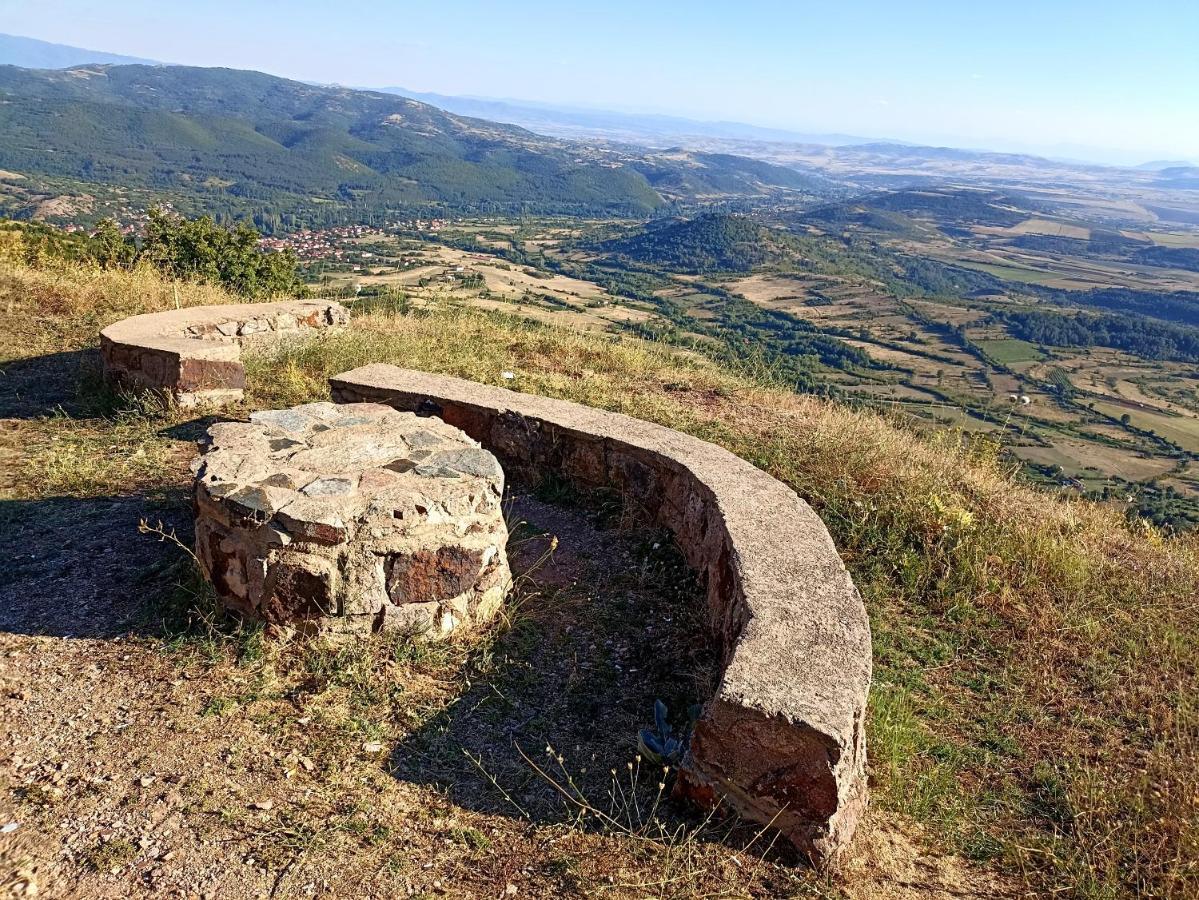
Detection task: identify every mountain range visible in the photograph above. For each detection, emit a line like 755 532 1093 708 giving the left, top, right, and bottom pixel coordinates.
11 32 1191 173
0 32 1193 229
0 62 834 226
0 32 158 69
376 88 876 149
0 33 876 149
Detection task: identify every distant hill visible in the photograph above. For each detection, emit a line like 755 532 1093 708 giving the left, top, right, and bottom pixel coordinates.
0 33 159 68
1136 160 1196 171
802 188 1029 231
1153 166 1199 190
596 213 778 273
378 87 873 148
629 151 838 197
844 142 1079 170
0 64 828 225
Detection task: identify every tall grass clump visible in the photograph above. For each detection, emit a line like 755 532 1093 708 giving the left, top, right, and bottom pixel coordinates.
0 258 249 360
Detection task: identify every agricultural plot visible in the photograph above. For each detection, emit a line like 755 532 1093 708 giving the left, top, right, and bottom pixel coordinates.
311 236 654 335
1141 231 1199 248
296 212 1199 530
726 262 1195 503
975 338 1045 364
1008 217 1092 239
942 239 1199 294
1010 440 1178 482
1091 400 1199 453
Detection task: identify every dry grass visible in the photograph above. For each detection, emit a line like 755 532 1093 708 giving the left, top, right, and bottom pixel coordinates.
0 261 248 499
0 259 243 360
3 260 1198 896
248 306 1199 899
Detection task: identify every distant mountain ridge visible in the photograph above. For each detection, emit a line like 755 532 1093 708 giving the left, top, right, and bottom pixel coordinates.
1136 160 1198 171
378 87 875 148
0 32 159 68
3 34 1183 171
0 33 875 152
0 63 832 225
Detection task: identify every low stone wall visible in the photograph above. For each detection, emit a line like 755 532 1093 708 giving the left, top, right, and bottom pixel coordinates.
329 364 872 866
100 300 349 407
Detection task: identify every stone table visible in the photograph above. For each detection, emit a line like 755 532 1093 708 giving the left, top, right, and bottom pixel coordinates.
191 401 511 638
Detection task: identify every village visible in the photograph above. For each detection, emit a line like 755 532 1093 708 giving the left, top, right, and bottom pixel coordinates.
60 213 449 263
257 219 448 260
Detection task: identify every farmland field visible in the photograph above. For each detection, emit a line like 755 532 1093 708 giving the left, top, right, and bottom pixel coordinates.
274 185 1199 532
975 338 1045 364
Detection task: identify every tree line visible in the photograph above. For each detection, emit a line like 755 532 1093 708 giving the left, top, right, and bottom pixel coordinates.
3 212 305 298
1005 309 1199 363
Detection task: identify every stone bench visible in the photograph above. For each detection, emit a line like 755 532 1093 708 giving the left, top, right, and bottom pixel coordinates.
100 300 349 407
329 364 871 866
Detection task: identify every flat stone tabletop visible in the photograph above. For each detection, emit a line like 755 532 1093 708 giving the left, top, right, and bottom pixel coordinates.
196 401 504 539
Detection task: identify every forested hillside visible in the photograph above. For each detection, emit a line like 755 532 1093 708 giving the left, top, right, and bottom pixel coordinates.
0 65 659 220
0 64 826 227
595 213 778 272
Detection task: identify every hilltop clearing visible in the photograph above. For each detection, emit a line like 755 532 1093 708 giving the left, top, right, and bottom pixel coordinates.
0 256 1196 897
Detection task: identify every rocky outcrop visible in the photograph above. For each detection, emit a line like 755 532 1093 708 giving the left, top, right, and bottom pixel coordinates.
100 300 349 407
328 364 871 866
191 401 510 638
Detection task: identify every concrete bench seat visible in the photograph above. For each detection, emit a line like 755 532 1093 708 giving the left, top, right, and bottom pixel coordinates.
329 363 872 865
100 300 349 407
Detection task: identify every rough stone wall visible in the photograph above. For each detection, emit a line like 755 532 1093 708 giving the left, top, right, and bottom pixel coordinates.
329 364 871 866
100 301 349 407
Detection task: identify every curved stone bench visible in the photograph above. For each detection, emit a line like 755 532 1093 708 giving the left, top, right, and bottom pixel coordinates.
329 364 871 866
100 300 349 407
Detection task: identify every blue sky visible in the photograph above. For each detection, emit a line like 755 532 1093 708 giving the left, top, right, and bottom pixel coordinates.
2 0 1197 164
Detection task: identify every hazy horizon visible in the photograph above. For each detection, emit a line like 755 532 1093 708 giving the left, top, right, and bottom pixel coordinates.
1 1 1197 166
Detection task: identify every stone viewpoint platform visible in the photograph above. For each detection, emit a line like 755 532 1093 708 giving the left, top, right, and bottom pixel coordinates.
101 300 349 407
329 364 872 865
192 401 511 638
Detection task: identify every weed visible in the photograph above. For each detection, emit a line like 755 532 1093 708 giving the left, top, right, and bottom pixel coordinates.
447 826 491 851
200 696 240 718
139 533 265 666
80 838 138 873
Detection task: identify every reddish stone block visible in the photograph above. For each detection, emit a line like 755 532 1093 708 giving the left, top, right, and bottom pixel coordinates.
386 546 486 605
177 358 247 392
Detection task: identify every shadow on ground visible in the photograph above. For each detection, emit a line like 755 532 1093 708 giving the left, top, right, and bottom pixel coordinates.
0 490 192 639
0 350 100 419
0 353 221 639
1 349 227 440
387 491 791 858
